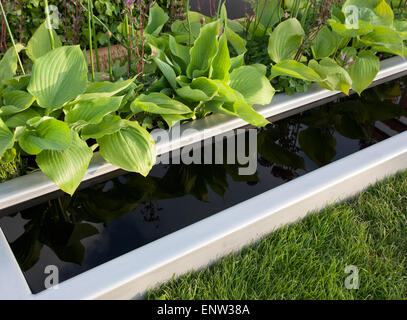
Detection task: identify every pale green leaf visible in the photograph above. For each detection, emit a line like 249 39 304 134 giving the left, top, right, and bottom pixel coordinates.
0 117 14 157
26 22 62 61
270 60 323 81
348 50 380 95
145 3 169 36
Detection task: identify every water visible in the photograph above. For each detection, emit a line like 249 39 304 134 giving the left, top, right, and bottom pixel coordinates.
1 77 406 294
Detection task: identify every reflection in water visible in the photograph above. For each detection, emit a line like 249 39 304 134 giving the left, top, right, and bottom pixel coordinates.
1 77 407 294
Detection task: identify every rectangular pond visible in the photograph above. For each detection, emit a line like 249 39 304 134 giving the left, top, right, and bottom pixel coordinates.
0 76 406 294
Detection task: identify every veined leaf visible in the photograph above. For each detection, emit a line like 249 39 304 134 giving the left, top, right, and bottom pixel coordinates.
268 18 305 63
0 117 14 157
176 77 219 103
348 51 380 95
0 44 25 83
4 109 41 128
226 27 246 55
360 26 405 57
153 56 178 90
98 120 156 176
161 113 193 129
36 131 93 195
210 33 230 82
394 20 407 40
205 100 269 128
311 27 338 60
65 96 123 126
169 35 190 72
81 115 123 140
145 3 169 36
18 117 72 155
309 58 352 95
187 21 220 79
230 65 275 106
342 0 394 27
0 90 36 116
132 93 191 114
269 60 323 82
26 22 62 61
329 19 373 38
255 0 284 31
83 77 136 97
27 46 88 109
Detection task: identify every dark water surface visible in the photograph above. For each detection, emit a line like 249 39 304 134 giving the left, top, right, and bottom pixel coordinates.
1 78 407 294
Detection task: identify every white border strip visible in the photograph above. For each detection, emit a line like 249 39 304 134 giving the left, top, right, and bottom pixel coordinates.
1 56 406 213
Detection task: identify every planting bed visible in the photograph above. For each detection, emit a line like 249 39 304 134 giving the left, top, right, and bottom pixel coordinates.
0 75 407 297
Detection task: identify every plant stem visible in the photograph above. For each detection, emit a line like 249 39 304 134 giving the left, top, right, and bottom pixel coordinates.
186 0 191 46
108 36 113 81
88 0 95 81
91 3 100 72
44 0 55 50
0 0 24 74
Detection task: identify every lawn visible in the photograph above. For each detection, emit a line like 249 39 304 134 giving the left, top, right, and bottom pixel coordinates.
146 171 407 300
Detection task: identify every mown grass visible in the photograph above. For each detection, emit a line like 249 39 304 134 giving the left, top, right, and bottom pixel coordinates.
146 171 407 300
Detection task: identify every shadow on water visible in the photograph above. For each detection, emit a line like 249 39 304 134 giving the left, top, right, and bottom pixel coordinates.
1 77 407 294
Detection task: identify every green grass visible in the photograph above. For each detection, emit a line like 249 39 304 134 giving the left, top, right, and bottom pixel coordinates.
146 171 407 300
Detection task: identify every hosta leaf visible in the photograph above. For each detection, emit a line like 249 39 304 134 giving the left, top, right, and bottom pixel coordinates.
0 90 36 116
268 18 304 63
205 100 269 128
0 117 14 157
152 56 178 90
83 77 136 97
329 20 373 38
230 54 245 72
36 131 93 195
311 27 338 60
26 22 62 61
309 58 352 95
187 21 219 79
342 0 394 27
161 113 193 129
348 51 380 95
98 120 156 176
360 26 405 57
255 0 284 30
168 35 190 72
176 77 218 102
27 46 88 109
65 96 123 126
4 109 41 128
394 20 407 40
229 66 275 106
81 115 123 140
269 60 323 82
132 93 191 114
226 27 246 55
145 3 169 36
210 33 230 82
0 44 25 83
18 117 72 155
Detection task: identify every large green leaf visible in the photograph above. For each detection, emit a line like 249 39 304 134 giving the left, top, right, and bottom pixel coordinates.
360 26 405 57
229 65 275 106
26 22 62 61
268 18 304 63
311 27 338 60
309 58 352 95
27 46 88 109
342 0 394 27
83 77 136 98
152 56 178 90
0 44 25 83
168 35 190 72
269 60 323 82
348 51 380 95
329 19 373 38
65 96 123 127
4 109 41 128
205 100 269 128
145 3 169 36
98 120 156 176
210 33 230 82
187 21 220 79
18 117 72 155
0 117 14 157
226 27 246 55
394 20 407 40
0 90 36 116
36 131 93 195
176 77 218 102
132 93 191 114
254 0 284 31
81 115 123 140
